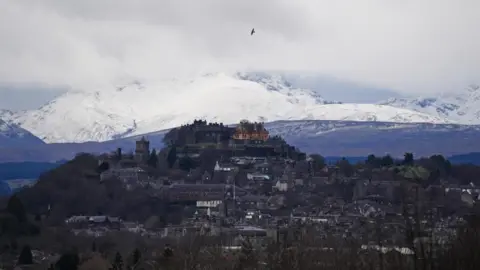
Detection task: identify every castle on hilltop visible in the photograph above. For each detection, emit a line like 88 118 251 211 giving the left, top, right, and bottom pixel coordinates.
232 120 269 142
163 119 270 148
160 119 305 159
99 119 304 179
184 120 233 145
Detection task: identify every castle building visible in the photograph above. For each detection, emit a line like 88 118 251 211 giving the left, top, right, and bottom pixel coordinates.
134 137 150 163
182 120 234 145
232 120 269 142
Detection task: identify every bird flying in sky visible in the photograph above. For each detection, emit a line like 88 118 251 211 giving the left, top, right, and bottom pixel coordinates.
251 28 255 36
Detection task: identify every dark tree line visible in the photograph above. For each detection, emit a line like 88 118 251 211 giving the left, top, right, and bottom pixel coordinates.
306 152 479 186
366 154 395 168
35 222 480 270
0 194 39 237
365 152 414 168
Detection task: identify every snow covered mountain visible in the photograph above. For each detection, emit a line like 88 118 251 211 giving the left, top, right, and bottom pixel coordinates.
0 117 45 147
6 72 452 143
379 84 480 125
0 109 15 120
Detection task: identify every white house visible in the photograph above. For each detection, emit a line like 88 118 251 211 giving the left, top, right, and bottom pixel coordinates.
274 180 289 192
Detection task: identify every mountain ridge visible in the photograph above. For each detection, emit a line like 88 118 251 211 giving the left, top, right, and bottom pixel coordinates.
379 84 480 124
2 72 452 143
0 117 45 147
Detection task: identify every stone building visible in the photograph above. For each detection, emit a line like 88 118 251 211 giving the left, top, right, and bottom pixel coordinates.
100 167 149 188
134 137 150 163
232 120 269 142
178 120 234 145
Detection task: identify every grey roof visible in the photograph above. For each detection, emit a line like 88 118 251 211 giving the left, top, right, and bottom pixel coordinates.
169 184 226 191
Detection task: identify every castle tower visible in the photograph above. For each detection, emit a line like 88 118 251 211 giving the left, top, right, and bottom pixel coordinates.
134 137 150 163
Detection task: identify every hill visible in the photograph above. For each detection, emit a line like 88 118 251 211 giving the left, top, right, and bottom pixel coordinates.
265 120 480 157
0 120 480 162
448 152 480 165
0 161 64 180
0 161 63 196
15 153 169 224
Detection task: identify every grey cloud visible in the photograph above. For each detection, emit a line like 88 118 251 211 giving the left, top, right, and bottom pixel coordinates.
0 86 65 110
0 0 479 95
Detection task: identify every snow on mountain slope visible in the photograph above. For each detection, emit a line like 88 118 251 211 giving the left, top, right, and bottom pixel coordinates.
9 72 452 143
129 103 451 138
0 117 45 147
0 109 15 120
264 120 480 138
379 84 480 125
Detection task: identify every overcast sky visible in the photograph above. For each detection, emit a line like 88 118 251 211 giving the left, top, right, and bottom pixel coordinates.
1 0 479 109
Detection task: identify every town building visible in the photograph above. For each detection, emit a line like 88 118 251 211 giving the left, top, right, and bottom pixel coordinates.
134 137 150 163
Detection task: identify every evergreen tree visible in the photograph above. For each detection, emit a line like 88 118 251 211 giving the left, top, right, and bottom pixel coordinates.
147 149 158 168
115 148 122 161
56 252 80 270
403 152 414 166
10 239 18 251
179 156 196 171
366 154 391 168
237 238 257 269
337 158 354 177
429 154 452 175
163 245 173 258
309 154 326 170
366 154 378 167
112 252 123 270
131 248 141 267
160 244 173 268
91 241 97 252
97 161 110 173
18 245 33 265
7 194 27 222
167 146 177 169
380 155 394 167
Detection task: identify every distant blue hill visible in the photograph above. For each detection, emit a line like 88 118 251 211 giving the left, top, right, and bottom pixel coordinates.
0 161 65 180
0 181 11 196
0 161 65 197
448 152 480 165
325 153 480 165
